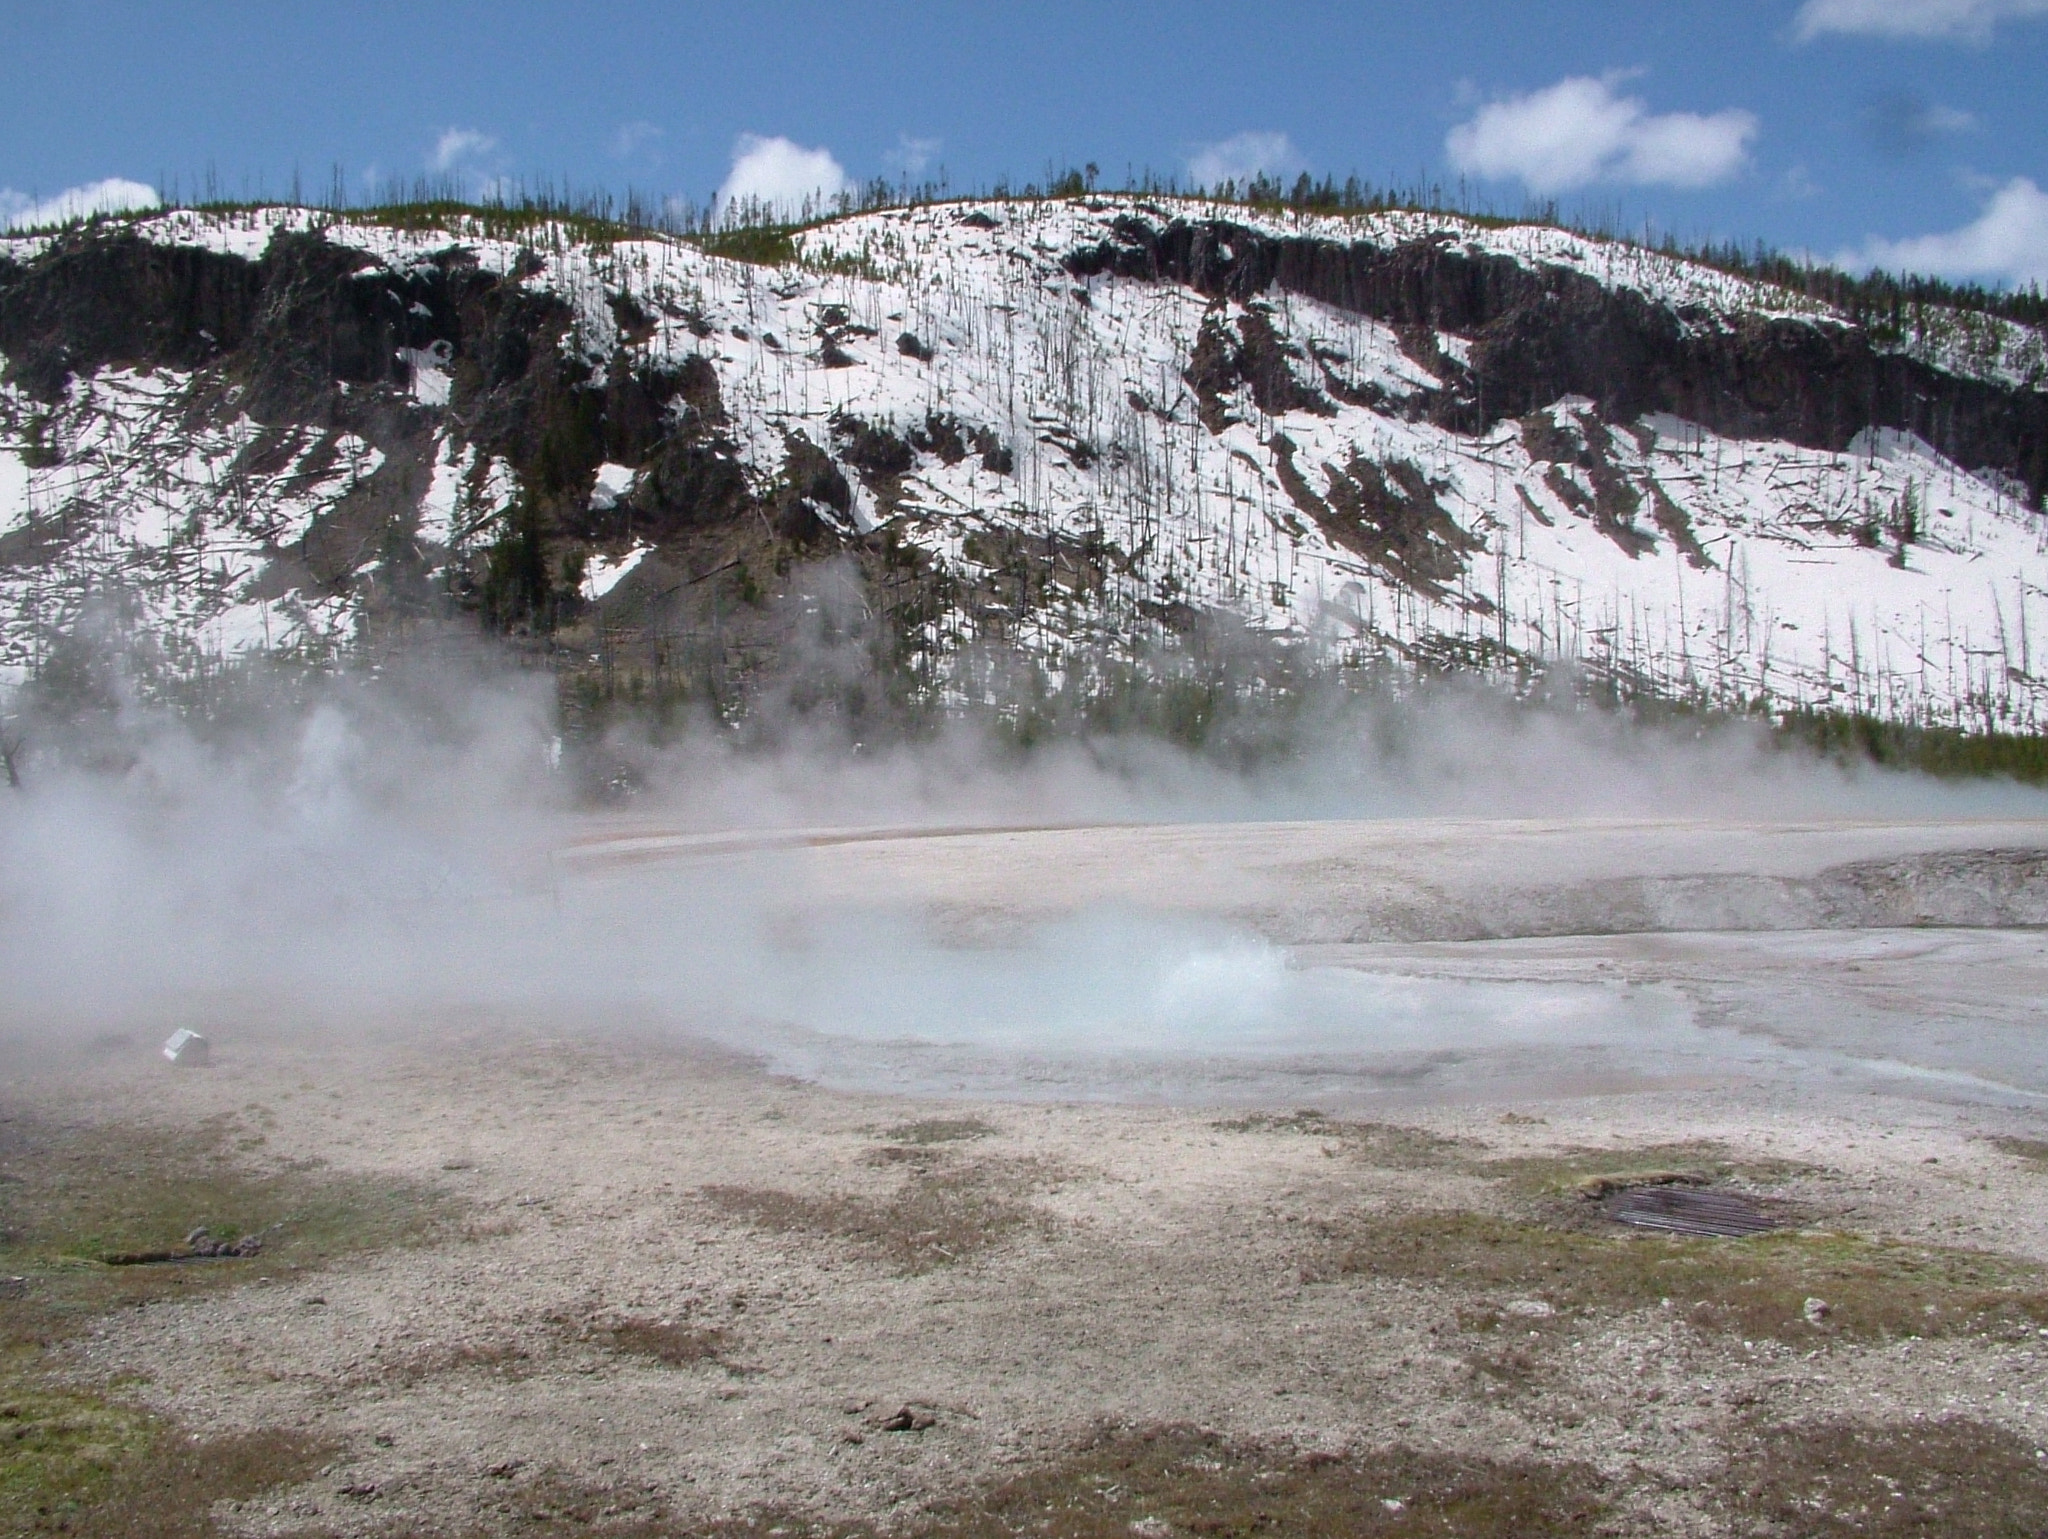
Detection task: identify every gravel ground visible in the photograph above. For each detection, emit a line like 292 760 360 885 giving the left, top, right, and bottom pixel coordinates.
9 816 2048 1535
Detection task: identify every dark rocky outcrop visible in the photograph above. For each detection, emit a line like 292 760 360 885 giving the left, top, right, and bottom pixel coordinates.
0 222 792 667
771 432 854 544
1521 410 1657 560
1068 215 2048 504
628 431 755 538
1270 438 1483 599
0 235 266 397
0 226 733 510
1185 304 1338 431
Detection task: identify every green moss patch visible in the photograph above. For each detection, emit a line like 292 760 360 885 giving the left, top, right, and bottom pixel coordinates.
1215 1111 1470 1168
0 1108 446 1533
0 1384 154 1532
0 1110 452 1346
878 1117 995 1146
1473 1140 1813 1199
0 1383 331 1538
1325 1209 2048 1342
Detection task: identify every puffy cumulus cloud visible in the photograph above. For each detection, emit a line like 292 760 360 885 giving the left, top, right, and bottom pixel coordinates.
1186 131 1304 190
1446 76 1757 194
1839 176 2048 284
1796 0 2048 41
0 177 160 232
714 134 849 221
429 127 497 173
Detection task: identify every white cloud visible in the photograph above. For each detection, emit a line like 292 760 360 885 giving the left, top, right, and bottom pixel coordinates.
611 121 663 159
0 177 160 232
1839 176 2048 284
1446 76 1757 194
1796 0 2048 41
1186 131 1304 190
429 127 497 173
713 134 849 221
885 134 942 178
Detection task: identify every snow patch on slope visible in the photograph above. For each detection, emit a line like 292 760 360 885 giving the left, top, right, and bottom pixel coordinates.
582 543 650 600
0 367 382 684
3 197 2044 727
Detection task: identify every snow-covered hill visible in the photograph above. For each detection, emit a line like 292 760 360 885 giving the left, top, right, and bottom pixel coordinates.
1 197 2044 728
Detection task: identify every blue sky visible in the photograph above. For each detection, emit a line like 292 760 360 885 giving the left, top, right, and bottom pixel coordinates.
2 0 2045 284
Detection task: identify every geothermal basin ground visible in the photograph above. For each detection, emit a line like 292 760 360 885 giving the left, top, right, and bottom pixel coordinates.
8 816 2048 1536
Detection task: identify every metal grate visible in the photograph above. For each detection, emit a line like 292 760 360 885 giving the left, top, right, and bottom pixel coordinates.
1606 1185 1776 1238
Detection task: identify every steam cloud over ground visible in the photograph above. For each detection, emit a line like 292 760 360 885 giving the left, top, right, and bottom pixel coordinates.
6 659 2047 1104
9 657 2048 1537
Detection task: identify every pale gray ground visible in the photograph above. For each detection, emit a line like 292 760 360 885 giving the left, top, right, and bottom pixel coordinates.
10 816 2048 1534
563 816 2048 1106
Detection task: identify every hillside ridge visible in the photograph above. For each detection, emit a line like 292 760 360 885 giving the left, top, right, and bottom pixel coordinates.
1 196 2045 730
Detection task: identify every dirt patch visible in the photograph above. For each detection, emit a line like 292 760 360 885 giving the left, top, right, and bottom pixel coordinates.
700 1161 1046 1274
465 1465 682 1538
1989 1136 2048 1169
1319 1208 2048 1343
1646 477 1715 570
369 1337 539 1389
1214 1108 1336 1134
595 1318 732 1370
675 1425 1608 1538
1721 1416 2048 1537
344 1314 733 1400
9 1013 2048 1539
925 1424 1608 1538
1520 409 1659 560
1464 1328 1563 1392
1185 307 1335 431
